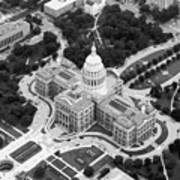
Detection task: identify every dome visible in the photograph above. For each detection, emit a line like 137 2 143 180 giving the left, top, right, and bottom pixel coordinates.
81 43 107 96
85 44 102 65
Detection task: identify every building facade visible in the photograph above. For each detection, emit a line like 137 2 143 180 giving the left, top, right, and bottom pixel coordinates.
96 94 156 147
54 89 94 132
0 21 30 51
35 66 81 98
44 0 84 18
35 44 156 147
82 44 107 96
84 0 105 16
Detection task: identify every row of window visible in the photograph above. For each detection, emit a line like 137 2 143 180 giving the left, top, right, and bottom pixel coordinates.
83 76 105 87
0 31 23 49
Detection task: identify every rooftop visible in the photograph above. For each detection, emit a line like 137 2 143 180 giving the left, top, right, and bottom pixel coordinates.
55 89 93 112
0 21 28 37
109 98 130 113
99 94 149 129
45 0 78 10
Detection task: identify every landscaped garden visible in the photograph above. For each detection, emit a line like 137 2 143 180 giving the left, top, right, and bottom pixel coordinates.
0 31 60 132
57 146 103 171
0 130 13 149
113 154 166 180
26 161 68 180
121 43 180 89
0 160 14 172
150 81 180 122
155 120 168 145
54 4 172 69
162 139 180 180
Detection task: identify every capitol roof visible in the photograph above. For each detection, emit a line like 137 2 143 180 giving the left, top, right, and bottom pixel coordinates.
55 89 93 112
83 44 105 72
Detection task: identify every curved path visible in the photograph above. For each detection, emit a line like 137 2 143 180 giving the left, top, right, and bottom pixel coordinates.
29 79 53 118
117 38 179 76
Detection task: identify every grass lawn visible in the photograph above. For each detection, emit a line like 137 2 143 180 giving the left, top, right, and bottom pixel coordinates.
171 160 180 180
173 91 180 109
155 93 172 111
52 159 66 170
62 166 77 177
122 49 165 76
163 151 180 180
60 146 103 171
132 57 180 90
0 121 22 139
27 161 68 180
155 120 168 145
92 155 115 172
14 124 29 134
0 130 14 149
86 123 112 136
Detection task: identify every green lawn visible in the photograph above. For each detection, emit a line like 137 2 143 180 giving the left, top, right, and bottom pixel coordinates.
155 93 172 111
27 161 68 180
123 49 165 74
155 120 168 145
171 160 180 180
92 155 114 172
0 130 14 149
163 151 180 180
134 60 180 89
60 146 103 171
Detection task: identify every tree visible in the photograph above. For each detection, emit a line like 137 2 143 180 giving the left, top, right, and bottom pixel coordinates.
33 26 41 35
20 115 33 127
171 109 180 122
144 158 151 166
168 143 177 153
150 84 163 98
83 166 94 177
124 158 133 170
133 158 143 168
140 4 150 14
114 155 123 166
45 42 59 56
152 155 161 164
0 135 4 149
33 166 46 179
98 168 110 179
43 31 57 44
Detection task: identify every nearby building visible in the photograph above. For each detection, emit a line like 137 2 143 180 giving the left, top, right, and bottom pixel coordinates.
44 0 84 18
84 0 106 16
35 66 81 98
35 43 156 147
54 88 94 132
0 21 30 51
96 94 156 147
146 0 175 10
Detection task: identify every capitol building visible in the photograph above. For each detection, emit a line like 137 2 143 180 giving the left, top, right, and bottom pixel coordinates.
35 44 156 147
